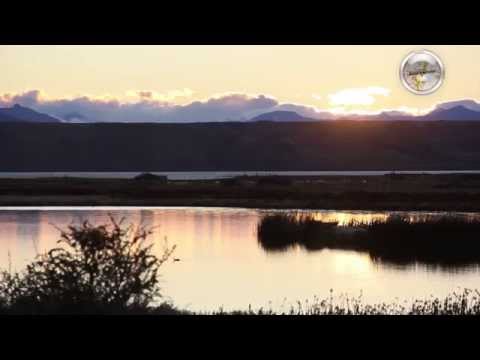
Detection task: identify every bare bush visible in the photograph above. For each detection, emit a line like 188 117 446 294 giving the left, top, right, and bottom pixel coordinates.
0 215 175 314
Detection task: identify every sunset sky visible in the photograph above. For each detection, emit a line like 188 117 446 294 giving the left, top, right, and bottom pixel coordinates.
1 45 480 122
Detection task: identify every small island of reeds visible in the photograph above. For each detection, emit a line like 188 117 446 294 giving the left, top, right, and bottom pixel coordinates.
257 213 480 267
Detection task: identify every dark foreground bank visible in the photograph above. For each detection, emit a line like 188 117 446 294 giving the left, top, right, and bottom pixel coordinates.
2 173 480 211
3 289 480 315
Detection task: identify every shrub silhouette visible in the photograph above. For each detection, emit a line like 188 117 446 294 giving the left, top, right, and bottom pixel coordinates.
0 216 175 314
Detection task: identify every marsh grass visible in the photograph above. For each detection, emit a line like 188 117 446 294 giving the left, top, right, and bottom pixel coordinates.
190 289 480 315
257 213 338 252
358 216 480 265
3 286 480 315
257 213 480 267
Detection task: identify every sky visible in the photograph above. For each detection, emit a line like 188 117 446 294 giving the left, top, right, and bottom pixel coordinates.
1 45 480 122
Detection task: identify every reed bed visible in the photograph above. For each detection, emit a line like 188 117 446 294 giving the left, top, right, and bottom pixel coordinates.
4 289 478 315
168 289 480 315
257 213 480 266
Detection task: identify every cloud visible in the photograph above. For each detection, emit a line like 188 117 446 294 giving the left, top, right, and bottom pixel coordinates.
328 87 390 106
0 90 43 107
137 91 153 99
0 90 279 123
126 88 194 102
2 88 460 122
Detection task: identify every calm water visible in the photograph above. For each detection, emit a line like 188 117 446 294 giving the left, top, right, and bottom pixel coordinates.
1 206 480 312
1 170 480 180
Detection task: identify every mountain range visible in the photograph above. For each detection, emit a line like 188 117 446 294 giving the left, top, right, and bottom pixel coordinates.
251 104 480 122
2 100 480 123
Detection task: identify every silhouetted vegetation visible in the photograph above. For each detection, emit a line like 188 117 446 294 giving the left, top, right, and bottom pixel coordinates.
358 216 480 266
257 213 480 267
123 288 480 315
203 289 480 315
0 216 176 314
257 214 336 251
134 173 168 183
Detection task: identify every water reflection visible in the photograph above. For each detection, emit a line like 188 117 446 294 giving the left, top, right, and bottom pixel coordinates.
282 210 480 226
259 233 480 271
1 207 480 312
298 211 387 225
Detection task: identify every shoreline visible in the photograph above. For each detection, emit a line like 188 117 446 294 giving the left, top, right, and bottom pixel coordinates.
2 174 480 211
1 196 480 212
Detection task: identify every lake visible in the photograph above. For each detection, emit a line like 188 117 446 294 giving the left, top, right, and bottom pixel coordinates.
1 206 480 312
2 170 480 180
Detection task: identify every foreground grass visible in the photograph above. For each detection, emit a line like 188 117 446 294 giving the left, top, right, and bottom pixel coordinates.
258 213 480 267
206 289 480 315
3 289 480 315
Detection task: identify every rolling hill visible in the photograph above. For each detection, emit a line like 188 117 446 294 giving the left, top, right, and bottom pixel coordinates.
2 121 480 171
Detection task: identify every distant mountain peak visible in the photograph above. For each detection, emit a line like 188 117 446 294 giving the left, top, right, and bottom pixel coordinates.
426 104 480 120
250 110 315 122
0 104 61 123
436 99 480 112
431 104 467 114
